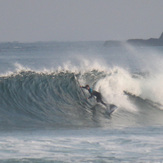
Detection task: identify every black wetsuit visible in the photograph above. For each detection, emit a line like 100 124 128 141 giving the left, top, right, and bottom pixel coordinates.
82 86 107 107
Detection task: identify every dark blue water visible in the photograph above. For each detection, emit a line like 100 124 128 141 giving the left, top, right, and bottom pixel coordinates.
0 41 163 162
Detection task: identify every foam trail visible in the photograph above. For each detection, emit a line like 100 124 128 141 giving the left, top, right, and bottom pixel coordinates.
123 43 163 108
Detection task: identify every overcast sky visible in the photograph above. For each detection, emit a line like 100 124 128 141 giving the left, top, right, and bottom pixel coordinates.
0 0 163 42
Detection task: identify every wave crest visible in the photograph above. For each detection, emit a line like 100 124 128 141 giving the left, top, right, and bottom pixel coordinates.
0 66 163 129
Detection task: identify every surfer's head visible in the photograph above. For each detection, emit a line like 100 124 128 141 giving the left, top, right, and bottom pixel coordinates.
85 85 89 89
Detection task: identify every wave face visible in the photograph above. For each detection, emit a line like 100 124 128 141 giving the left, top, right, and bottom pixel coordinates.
0 70 90 129
0 66 163 130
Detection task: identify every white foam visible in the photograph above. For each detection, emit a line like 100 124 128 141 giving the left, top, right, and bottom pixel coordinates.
95 67 138 112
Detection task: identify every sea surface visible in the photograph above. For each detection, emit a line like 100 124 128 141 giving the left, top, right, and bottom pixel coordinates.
0 41 163 162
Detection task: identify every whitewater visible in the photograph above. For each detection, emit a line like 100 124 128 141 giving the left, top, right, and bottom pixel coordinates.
0 41 163 162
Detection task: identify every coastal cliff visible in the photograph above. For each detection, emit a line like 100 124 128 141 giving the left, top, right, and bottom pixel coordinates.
104 32 163 47
127 32 163 46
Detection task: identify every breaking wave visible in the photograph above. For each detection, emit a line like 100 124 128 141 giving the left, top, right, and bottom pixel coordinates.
0 64 163 130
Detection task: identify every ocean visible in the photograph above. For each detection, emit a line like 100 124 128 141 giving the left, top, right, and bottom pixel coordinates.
0 41 163 162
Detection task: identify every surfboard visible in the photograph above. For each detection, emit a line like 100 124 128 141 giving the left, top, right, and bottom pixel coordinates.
91 103 117 115
105 104 117 114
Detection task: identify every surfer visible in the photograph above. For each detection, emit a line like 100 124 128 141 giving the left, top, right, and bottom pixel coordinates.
80 85 107 107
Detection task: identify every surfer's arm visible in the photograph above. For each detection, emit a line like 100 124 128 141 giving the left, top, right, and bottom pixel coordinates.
80 86 93 99
80 86 87 89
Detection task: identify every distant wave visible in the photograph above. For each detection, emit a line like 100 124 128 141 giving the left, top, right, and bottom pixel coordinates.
0 67 163 130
